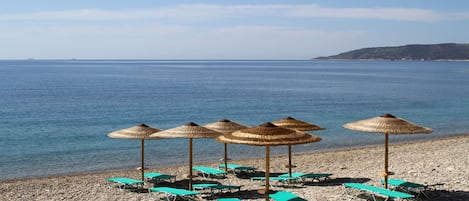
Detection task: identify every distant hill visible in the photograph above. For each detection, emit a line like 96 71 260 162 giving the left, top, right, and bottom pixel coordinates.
315 43 469 61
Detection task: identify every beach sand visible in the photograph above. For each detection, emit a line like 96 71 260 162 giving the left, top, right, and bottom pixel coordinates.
1 135 468 201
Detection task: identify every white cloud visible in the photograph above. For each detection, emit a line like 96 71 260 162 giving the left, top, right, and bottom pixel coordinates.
0 4 463 22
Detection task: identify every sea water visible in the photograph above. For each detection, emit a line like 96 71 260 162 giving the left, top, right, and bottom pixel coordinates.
1 60 468 180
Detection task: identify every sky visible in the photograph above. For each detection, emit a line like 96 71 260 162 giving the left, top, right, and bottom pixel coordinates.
1 0 469 60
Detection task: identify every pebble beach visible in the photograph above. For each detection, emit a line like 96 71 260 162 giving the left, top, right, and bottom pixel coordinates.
1 135 468 201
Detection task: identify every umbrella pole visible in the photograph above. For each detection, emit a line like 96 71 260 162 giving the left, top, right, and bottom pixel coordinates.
189 138 193 190
265 145 270 201
224 143 228 172
141 139 145 181
288 144 292 177
288 144 293 185
384 132 389 189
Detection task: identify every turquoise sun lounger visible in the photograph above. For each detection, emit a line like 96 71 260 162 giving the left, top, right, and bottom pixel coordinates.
192 166 226 178
279 173 332 182
384 179 432 200
144 172 176 183
269 191 307 201
216 198 241 201
107 177 144 190
250 176 298 187
218 163 256 175
149 187 199 201
193 183 242 195
344 183 414 201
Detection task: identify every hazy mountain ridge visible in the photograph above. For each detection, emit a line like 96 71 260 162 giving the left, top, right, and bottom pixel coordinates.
316 43 469 61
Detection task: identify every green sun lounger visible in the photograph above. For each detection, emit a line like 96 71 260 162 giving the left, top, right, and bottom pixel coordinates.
384 179 431 199
192 166 226 178
149 187 199 201
192 183 219 190
216 198 241 201
279 173 332 182
218 163 256 175
269 191 307 201
250 176 298 187
144 172 176 183
193 183 242 195
107 177 144 190
344 183 414 201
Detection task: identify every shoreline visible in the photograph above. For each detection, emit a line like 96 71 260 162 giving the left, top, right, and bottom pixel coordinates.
2 133 468 183
1 134 468 200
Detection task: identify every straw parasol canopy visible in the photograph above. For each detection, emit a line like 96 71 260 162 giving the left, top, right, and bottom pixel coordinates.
272 116 325 131
107 123 162 181
150 122 221 190
217 122 321 201
203 119 249 172
343 113 432 188
272 116 325 178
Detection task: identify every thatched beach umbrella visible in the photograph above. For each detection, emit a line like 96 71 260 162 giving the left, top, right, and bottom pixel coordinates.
272 116 325 178
150 122 221 190
203 119 249 172
107 123 161 181
216 122 321 201
343 113 432 188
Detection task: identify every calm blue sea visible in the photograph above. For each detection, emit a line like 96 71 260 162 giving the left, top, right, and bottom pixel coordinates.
1 60 469 180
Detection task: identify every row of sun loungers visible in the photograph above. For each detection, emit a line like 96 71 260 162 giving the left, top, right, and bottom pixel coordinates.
107 163 431 201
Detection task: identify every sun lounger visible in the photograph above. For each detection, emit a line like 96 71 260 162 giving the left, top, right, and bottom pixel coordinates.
193 183 241 195
384 179 432 199
279 173 332 182
149 187 199 201
192 166 226 179
107 177 144 190
216 198 241 201
218 163 256 175
144 172 176 183
250 176 298 187
269 191 307 201
344 183 414 201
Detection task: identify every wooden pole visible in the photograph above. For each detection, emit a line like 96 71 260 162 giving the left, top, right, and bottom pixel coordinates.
288 144 292 177
141 139 145 181
288 144 293 185
384 133 389 189
189 138 193 190
265 145 270 201
224 143 228 172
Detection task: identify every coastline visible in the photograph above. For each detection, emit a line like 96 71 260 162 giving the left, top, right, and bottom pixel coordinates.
1 134 468 200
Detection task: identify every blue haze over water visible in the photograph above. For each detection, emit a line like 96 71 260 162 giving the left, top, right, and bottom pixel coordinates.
1 60 468 180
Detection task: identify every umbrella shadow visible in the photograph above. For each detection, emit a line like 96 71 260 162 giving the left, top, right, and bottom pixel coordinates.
303 177 371 187
150 178 192 189
421 189 469 201
107 184 150 193
235 171 286 179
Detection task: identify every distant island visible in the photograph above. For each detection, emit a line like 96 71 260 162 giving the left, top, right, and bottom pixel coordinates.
315 43 469 61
